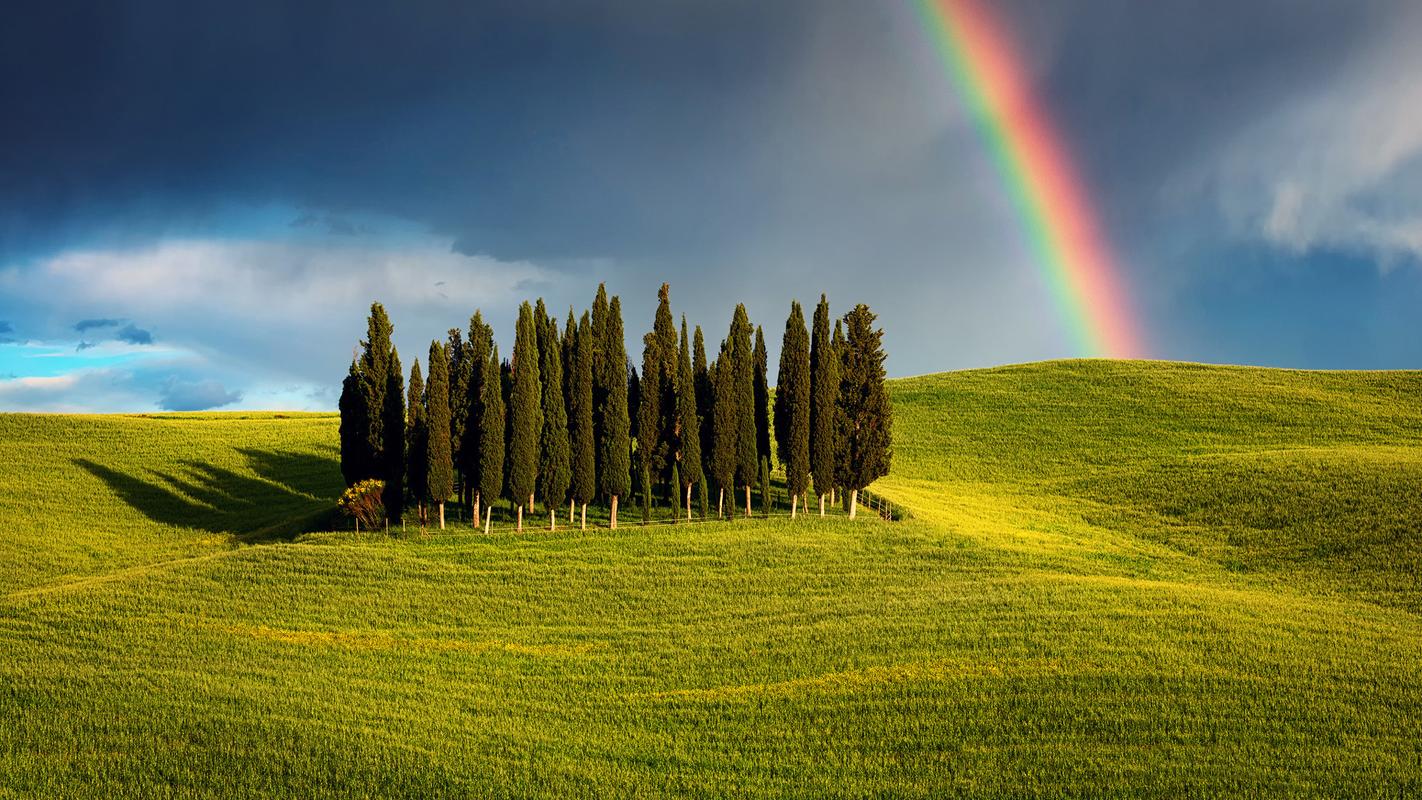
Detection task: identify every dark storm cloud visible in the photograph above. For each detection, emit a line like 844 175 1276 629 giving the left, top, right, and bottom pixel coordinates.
116 324 154 346
158 378 242 412
74 318 122 333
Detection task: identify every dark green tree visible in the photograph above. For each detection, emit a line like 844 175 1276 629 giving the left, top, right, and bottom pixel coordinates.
753 325 771 466
638 283 679 498
729 305 758 517
832 317 848 507
810 294 839 516
692 325 713 483
709 351 737 518
835 305 893 518
640 464 652 523
774 301 811 517
359 302 394 476
569 312 597 528
509 302 542 530
600 296 632 528
590 284 610 493
674 317 704 521
406 359 428 527
426 341 454 529
447 327 472 515
760 456 771 517
338 358 369 487
461 312 493 521
478 345 505 532
538 310 571 529
381 347 405 527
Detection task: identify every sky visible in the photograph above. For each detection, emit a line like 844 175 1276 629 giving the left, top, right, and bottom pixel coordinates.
1 0 1419 412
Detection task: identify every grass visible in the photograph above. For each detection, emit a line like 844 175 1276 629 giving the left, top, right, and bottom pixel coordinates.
1 360 1420 797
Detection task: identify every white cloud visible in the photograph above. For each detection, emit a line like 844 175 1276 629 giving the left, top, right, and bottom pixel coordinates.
1211 3 1422 266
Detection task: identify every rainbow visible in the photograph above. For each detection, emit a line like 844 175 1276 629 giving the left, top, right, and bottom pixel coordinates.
915 0 1145 358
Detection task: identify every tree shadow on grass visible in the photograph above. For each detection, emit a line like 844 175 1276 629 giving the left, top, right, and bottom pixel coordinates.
74 448 343 541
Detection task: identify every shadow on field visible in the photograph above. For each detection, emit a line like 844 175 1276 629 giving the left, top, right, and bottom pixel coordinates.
74 448 341 540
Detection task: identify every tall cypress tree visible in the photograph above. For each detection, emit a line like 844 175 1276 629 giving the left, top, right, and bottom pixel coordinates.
774 301 811 518
809 294 838 516
590 284 610 496
675 317 703 521
426 341 454 529
569 311 597 529
638 283 679 497
447 327 471 514
709 351 737 518
382 347 405 527
832 317 848 507
478 345 505 532
406 359 428 527
359 302 394 477
462 312 493 522
693 325 712 486
729 305 758 517
600 295 632 528
753 326 770 468
836 305 892 518
509 302 542 530
538 311 571 529
338 358 369 487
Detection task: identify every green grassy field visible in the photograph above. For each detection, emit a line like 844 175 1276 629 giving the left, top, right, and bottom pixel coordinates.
2 360 1419 797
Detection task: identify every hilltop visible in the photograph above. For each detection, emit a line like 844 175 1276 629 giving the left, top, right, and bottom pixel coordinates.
1 360 1418 797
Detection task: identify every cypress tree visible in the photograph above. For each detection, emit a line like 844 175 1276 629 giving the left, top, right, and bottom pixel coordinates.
590 284 610 496
775 301 811 517
729 305 758 517
359 302 394 477
447 327 469 513
406 359 428 527
810 294 838 516
697 473 709 520
382 347 405 527
832 317 848 506
709 351 737 518
753 325 771 467
836 305 892 518
600 296 632 528
478 345 505 533
338 358 369 487
675 317 704 521
640 464 652 523
693 325 712 486
570 312 596 529
538 310 571 529
760 456 771 517
627 365 641 446
462 312 493 522
669 462 681 524
426 341 454 529
509 302 542 531
638 283 679 498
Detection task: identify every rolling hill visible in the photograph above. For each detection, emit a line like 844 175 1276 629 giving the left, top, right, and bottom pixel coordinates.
1 360 1418 797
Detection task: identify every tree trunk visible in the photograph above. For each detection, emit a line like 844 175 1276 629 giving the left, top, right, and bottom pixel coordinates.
473 492 481 531
718 487 724 518
438 501 445 530
819 493 825 517
581 503 587 530
685 483 692 522
850 489 858 519
569 498 574 526
791 493 798 519
484 505 492 535
744 485 751 517
528 493 535 517
517 503 523 531
610 495 619 530
550 509 556 532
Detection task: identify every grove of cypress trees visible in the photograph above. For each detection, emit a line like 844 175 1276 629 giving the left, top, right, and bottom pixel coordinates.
729 305 758 517
478 345 505 533
538 310 571 530
426 341 454 529
835 304 892 518
338 358 369 487
774 301 811 518
406 359 428 527
382 347 405 527
600 296 632 528
709 351 737 518
509 302 542 531
753 325 770 467
810 294 838 516
675 317 703 521
570 312 597 529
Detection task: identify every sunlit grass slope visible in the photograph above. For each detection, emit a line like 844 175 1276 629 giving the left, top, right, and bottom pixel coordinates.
2 360 1420 798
